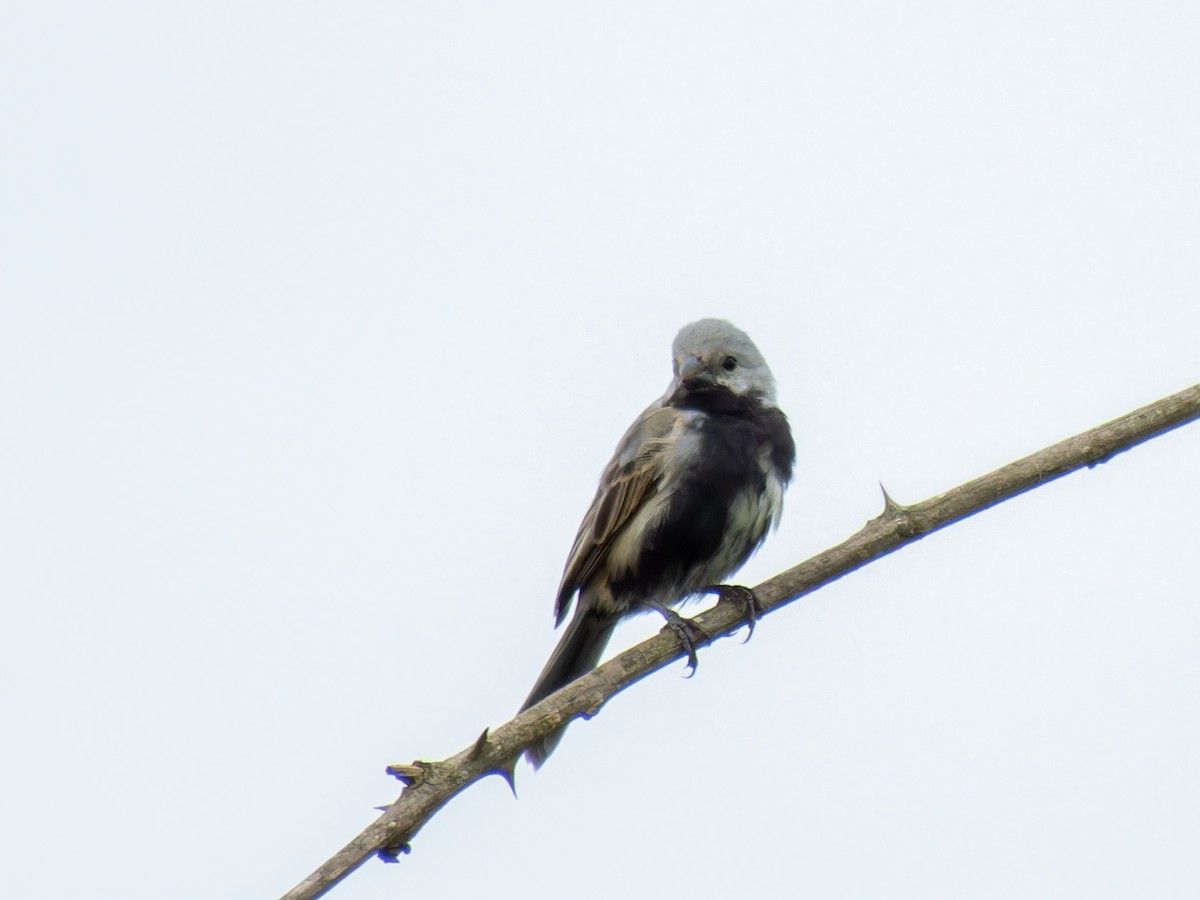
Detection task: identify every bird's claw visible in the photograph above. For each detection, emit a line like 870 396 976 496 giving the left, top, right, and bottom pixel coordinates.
706 584 760 642
643 601 707 675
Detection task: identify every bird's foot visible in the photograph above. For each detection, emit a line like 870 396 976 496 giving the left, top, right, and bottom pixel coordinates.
642 601 707 676
704 584 761 642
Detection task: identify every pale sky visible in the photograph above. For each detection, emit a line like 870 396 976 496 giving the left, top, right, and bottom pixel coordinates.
3 3 1199 898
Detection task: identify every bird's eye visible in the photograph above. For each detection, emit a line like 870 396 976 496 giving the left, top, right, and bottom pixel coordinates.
722 356 737 372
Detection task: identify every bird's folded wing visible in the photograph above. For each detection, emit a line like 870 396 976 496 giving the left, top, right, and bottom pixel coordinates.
553 404 684 624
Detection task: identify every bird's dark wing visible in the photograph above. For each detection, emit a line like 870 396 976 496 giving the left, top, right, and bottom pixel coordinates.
553 404 684 624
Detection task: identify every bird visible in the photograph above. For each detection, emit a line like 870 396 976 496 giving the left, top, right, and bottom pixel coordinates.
519 318 795 767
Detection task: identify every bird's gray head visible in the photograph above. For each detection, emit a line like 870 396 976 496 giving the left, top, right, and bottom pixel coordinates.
669 318 778 406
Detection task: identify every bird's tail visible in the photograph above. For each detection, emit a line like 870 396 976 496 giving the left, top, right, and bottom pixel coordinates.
519 606 616 768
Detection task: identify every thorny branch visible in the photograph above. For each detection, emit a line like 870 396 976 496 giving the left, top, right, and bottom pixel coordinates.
281 383 1200 900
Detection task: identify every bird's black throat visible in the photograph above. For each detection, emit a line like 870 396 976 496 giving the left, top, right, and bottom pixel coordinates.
669 383 764 416
667 385 795 480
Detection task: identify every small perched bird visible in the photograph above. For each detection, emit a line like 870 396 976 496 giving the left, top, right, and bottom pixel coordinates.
520 318 795 767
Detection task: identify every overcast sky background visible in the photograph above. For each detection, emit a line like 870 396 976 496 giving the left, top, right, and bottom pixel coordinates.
3 2 1199 898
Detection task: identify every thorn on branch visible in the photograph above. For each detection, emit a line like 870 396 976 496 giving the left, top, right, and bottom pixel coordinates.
470 729 490 760
878 482 928 538
879 482 905 515
386 761 430 787
377 842 411 863
471 728 521 795
494 761 518 798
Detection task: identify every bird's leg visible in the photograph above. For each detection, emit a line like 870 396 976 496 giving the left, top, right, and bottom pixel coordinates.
703 584 761 642
641 600 708 676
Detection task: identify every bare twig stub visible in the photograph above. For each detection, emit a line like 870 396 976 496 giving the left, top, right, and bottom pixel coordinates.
281 383 1200 900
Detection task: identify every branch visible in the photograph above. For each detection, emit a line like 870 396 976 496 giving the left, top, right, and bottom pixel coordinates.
281 382 1200 900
